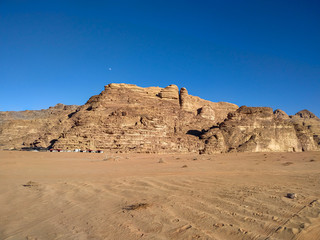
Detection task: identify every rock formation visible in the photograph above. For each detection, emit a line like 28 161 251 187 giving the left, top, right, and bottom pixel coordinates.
201 106 304 153
273 109 290 119
50 83 237 153
179 87 237 123
290 110 320 151
0 83 319 154
198 105 215 121
158 84 179 99
0 104 78 150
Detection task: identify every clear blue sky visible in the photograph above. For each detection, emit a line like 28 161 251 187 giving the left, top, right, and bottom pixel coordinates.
1 0 319 116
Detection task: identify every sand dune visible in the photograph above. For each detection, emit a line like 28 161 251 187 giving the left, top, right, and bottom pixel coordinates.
0 151 319 240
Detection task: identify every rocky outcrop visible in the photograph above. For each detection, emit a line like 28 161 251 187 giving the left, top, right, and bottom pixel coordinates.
158 84 179 100
289 109 320 151
200 127 227 153
200 106 319 154
179 87 238 122
293 124 318 151
198 105 215 120
274 109 290 119
290 110 320 135
179 87 192 111
294 110 318 119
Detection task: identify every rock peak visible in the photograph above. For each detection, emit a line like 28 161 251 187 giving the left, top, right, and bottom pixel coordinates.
295 110 318 119
273 109 289 119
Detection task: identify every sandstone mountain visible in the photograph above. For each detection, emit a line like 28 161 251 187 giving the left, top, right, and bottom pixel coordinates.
0 83 319 153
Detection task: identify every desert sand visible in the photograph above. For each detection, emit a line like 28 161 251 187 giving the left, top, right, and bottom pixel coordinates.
0 151 319 240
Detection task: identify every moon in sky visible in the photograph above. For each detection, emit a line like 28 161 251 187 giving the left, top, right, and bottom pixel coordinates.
108 67 112 71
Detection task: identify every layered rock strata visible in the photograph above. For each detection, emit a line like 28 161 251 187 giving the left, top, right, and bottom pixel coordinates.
0 83 319 154
52 83 237 153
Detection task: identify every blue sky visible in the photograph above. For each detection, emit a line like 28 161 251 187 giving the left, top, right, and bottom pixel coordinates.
1 0 319 116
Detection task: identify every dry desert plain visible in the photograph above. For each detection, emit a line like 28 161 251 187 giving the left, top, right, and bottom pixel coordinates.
0 151 320 240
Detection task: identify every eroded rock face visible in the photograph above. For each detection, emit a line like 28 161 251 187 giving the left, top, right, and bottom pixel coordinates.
290 109 320 151
198 105 215 121
0 104 78 150
0 83 238 153
179 87 238 123
200 106 319 154
52 84 234 153
179 87 192 111
293 124 318 151
0 83 319 154
200 127 226 153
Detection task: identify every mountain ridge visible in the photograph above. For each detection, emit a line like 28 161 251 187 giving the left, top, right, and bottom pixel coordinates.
1 83 319 153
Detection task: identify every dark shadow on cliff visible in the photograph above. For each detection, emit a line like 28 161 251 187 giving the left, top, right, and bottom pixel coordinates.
68 111 77 118
186 130 202 137
48 139 58 149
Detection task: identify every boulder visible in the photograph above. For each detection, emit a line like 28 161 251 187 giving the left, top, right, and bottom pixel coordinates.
198 105 215 121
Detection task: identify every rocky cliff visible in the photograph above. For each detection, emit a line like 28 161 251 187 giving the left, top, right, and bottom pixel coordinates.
0 104 78 150
52 83 237 153
0 83 319 153
200 106 318 153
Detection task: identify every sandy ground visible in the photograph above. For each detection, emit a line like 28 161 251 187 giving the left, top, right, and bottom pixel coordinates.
0 151 320 240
